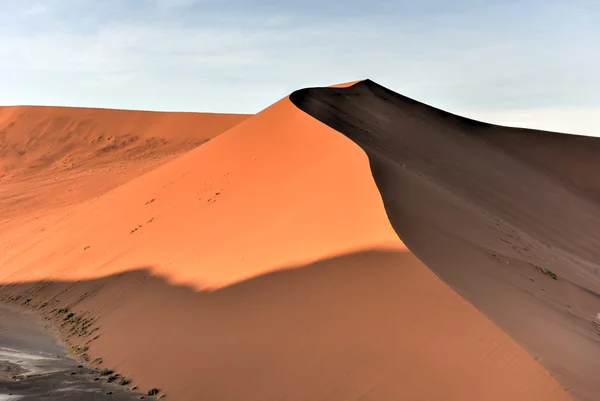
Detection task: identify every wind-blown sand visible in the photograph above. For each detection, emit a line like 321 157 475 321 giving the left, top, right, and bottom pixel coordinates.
291 80 600 401
0 87 576 400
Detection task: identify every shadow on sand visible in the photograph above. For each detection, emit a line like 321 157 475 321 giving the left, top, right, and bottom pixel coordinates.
0 249 572 401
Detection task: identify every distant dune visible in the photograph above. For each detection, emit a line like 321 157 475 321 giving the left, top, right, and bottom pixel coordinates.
0 105 249 224
0 82 588 400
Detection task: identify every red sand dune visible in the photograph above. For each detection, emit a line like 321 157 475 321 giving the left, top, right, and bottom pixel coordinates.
0 88 573 400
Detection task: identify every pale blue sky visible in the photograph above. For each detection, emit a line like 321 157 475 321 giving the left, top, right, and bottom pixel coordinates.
1 0 599 134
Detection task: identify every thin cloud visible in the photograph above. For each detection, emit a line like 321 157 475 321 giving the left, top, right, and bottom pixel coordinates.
23 3 48 16
0 0 599 136
463 107 600 137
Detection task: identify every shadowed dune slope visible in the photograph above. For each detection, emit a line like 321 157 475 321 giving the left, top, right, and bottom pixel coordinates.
291 80 600 401
0 105 249 223
0 94 571 400
1 252 570 401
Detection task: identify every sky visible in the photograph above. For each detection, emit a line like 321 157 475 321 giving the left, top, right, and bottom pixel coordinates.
1 0 599 135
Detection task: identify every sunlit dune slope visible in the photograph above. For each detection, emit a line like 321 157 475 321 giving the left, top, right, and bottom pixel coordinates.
0 93 570 400
0 105 249 222
291 79 600 401
0 97 401 287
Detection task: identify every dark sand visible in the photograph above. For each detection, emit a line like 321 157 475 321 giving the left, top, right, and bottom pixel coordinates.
0 304 144 400
291 80 600 401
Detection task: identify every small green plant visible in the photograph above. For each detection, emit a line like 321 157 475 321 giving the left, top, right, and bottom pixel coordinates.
100 369 114 376
119 377 131 386
541 268 558 280
148 388 160 396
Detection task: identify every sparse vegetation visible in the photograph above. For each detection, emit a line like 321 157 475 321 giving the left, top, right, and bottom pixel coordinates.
145 198 156 205
70 345 89 355
541 267 558 280
64 312 75 321
119 377 131 386
148 388 160 396
100 369 114 376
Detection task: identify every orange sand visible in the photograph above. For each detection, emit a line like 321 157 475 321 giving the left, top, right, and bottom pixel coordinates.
0 94 571 400
0 97 402 287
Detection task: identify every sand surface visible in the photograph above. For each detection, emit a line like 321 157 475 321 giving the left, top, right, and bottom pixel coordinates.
291 80 600 401
0 89 575 400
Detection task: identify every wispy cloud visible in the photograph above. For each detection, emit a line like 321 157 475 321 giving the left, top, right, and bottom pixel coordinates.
463 107 600 137
22 3 48 16
0 0 599 135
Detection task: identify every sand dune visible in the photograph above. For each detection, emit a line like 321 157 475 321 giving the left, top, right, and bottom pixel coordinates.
0 105 249 224
0 87 575 400
0 97 402 287
291 80 600 401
